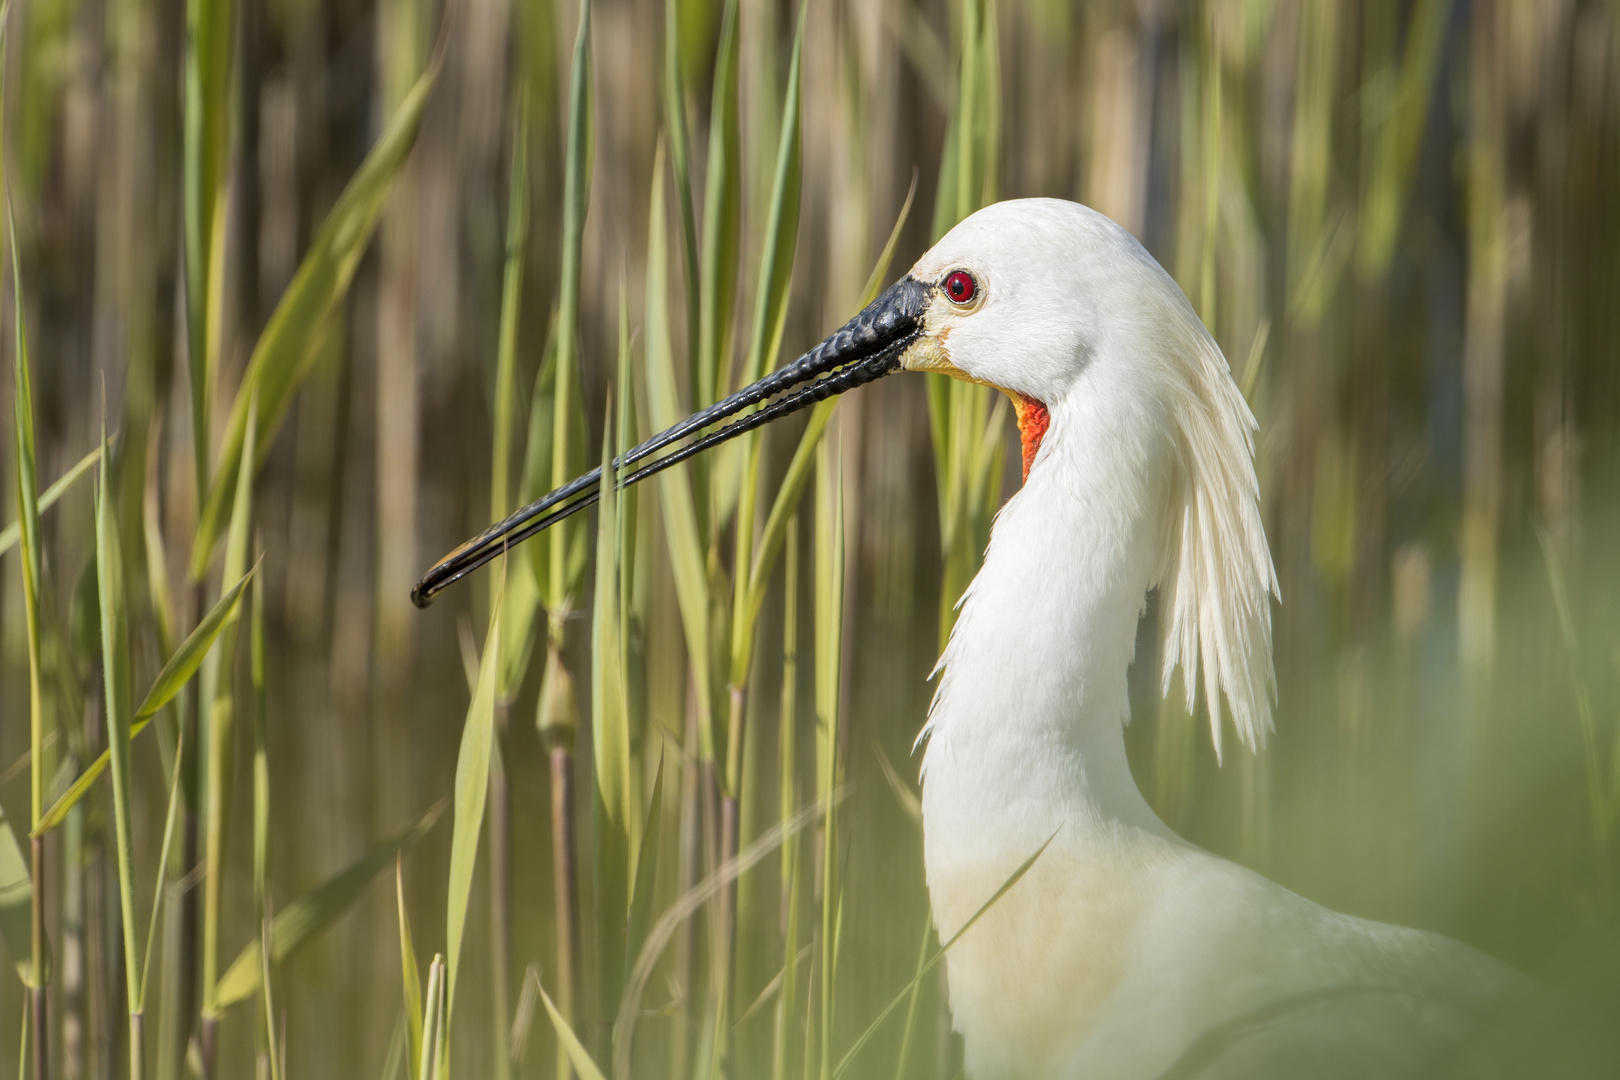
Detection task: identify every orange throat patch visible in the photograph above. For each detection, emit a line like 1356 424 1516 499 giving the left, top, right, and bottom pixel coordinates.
1013 395 1050 480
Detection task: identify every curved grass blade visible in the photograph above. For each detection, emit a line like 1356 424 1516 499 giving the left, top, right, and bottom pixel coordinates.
214 800 447 1008
831 833 1055 1079
539 980 608 1080
0 443 101 557
192 54 441 576
613 792 839 1080
33 562 258 837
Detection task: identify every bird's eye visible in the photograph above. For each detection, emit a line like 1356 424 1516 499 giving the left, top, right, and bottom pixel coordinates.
944 270 977 305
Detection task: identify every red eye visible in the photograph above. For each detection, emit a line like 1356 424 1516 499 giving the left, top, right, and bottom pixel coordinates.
945 270 977 305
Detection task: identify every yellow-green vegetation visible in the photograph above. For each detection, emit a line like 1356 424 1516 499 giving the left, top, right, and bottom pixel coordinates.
0 0 1617 1077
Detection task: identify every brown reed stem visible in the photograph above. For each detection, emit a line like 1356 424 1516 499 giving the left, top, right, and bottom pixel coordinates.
489 704 512 1080
32 834 47 1080
549 747 581 1080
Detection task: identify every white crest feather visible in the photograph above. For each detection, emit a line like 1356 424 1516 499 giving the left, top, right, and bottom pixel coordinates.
1152 311 1279 760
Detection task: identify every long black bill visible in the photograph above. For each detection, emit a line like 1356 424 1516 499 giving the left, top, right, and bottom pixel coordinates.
411 275 933 608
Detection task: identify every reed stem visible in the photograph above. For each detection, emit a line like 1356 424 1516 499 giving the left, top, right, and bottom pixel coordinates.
549 746 581 1080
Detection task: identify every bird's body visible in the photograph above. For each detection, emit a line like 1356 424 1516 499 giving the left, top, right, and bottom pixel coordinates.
912 200 1526 1078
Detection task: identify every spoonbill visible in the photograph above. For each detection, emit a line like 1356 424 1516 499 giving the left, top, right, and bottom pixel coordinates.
415 198 1529 1078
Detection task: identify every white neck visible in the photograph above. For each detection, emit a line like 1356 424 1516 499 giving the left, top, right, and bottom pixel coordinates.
919 377 1175 857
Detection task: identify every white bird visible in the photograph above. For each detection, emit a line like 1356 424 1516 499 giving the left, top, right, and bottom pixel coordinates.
905 199 1528 1080
415 197 1546 1080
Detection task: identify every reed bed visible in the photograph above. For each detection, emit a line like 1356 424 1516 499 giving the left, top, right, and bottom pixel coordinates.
2 0 1619 1077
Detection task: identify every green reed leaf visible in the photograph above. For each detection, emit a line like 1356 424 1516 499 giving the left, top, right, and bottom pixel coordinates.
0 443 100 557
697 0 741 410
664 0 701 373
646 139 714 750
492 91 530 530
625 755 664 990
183 0 234 500
739 2 804 390
97 413 142 1009
445 594 500 1031
494 100 540 702
593 403 634 1022
138 730 186 1010
727 3 805 698
9 196 44 838
33 561 257 838
215 800 446 1009
547 0 592 613
192 55 440 577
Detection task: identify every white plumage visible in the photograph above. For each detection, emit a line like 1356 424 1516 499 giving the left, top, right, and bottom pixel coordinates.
905 200 1526 1079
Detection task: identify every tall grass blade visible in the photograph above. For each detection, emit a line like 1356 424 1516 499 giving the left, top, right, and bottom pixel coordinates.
250 551 281 1080
215 801 446 1008
726 0 806 685
192 55 441 575
419 956 445 1080
397 858 424 1077
546 0 592 615
663 0 701 370
625 755 664 989
0 444 100 556
814 438 845 1080
183 0 233 501
738 2 803 391
139 734 187 1011
593 404 633 1036
200 389 258 1040
444 595 501 1038
698 0 741 411
646 140 714 753
96 411 145 1074
771 517 800 1080
9 168 51 1077
491 92 530 531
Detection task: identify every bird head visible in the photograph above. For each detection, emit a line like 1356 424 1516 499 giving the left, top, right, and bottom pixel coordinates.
411 197 1276 761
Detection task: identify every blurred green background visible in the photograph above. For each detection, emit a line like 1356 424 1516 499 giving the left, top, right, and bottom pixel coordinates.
2 0 1619 1077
